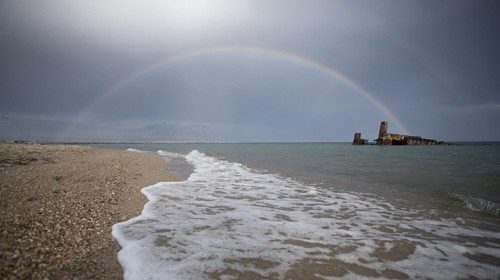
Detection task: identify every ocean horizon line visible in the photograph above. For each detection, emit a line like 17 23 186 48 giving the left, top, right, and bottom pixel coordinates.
3 140 500 145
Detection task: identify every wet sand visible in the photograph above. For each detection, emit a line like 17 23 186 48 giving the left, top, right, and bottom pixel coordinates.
0 143 181 279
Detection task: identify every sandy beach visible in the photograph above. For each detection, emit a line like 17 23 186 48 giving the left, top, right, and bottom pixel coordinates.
0 143 181 279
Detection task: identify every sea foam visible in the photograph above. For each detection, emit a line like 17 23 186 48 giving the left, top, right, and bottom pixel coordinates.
126 148 145 153
453 194 500 216
113 150 500 279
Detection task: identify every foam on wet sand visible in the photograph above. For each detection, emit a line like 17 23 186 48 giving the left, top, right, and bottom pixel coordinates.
114 150 500 279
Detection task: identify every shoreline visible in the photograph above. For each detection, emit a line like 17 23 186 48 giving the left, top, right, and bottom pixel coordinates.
0 143 181 279
109 149 500 279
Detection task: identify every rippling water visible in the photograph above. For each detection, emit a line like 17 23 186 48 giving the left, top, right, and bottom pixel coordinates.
97 142 500 211
92 142 500 279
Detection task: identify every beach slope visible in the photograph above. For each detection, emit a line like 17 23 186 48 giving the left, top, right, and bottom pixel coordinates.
0 143 180 279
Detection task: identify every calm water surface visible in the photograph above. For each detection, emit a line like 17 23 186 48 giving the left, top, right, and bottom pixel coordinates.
93 142 500 211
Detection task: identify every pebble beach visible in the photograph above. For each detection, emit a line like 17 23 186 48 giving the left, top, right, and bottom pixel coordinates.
0 143 180 279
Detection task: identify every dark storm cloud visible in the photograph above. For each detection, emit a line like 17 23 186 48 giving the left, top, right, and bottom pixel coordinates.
1 0 499 141
0 115 69 141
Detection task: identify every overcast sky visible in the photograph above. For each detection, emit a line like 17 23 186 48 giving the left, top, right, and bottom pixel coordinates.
1 0 499 142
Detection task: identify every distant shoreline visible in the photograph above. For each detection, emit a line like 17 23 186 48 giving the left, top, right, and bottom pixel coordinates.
2 140 499 146
0 143 181 279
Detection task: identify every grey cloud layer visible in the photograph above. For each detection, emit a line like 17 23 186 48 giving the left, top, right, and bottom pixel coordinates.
1 0 499 141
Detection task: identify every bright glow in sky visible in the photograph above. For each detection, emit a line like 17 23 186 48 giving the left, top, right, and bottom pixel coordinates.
1 0 499 141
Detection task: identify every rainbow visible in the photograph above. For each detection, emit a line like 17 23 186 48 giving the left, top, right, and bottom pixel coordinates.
61 46 409 138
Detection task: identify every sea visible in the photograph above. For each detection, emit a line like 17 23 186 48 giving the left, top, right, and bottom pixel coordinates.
90 142 500 279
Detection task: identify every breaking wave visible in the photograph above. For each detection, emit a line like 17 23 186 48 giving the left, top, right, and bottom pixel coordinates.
157 150 186 159
452 194 500 216
126 148 146 153
113 150 500 280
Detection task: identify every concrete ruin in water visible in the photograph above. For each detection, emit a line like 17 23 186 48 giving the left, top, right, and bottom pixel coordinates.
353 121 445 145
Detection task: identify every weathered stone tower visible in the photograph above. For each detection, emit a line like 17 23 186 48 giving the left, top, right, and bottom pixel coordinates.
374 121 444 145
353 133 361 142
378 121 388 138
354 121 445 146
352 132 367 145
